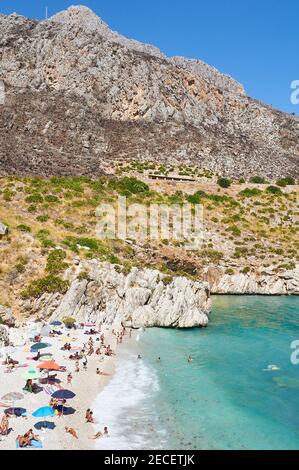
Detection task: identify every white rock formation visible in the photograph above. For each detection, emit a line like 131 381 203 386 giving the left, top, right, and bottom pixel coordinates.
0 325 9 347
30 261 212 328
0 222 8 236
204 265 299 295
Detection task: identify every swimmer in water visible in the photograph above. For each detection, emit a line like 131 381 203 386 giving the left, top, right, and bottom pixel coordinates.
188 355 192 363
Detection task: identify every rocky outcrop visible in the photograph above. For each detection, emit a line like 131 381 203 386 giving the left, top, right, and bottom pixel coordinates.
0 223 8 236
19 260 211 328
0 325 9 347
0 305 15 326
0 6 298 178
204 265 299 295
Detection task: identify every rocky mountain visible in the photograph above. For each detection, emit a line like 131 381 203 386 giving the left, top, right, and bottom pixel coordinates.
0 5 298 178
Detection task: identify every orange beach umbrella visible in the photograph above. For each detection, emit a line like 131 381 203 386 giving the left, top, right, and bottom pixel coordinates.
37 360 62 371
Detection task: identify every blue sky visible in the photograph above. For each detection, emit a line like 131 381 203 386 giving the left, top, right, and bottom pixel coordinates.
1 0 298 114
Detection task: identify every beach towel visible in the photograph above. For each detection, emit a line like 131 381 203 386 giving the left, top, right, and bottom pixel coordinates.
43 384 62 396
16 439 43 449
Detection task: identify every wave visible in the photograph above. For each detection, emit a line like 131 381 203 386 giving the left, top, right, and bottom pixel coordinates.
93 346 167 450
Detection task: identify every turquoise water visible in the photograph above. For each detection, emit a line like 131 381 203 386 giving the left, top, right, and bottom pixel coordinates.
135 296 299 450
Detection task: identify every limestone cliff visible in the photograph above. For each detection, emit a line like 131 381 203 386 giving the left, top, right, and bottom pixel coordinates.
18 260 211 329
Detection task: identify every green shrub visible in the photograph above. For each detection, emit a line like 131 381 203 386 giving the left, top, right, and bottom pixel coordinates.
44 194 60 203
109 177 149 196
250 176 266 184
276 176 295 187
241 266 251 274
217 177 231 188
15 263 26 273
226 225 241 236
239 188 262 197
25 193 44 204
21 275 69 299
186 191 207 204
200 249 224 261
266 185 282 195
46 249 68 275
36 215 49 222
78 270 90 281
225 268 234 275
17 224 31 233
3 189 15 201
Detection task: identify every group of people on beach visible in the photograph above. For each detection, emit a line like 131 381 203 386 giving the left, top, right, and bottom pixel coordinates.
0 321 132 448
16 429 40 448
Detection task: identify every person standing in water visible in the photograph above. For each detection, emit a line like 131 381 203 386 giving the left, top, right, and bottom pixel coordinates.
188 355 192 363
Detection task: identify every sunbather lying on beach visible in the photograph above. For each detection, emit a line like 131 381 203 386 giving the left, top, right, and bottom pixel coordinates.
65 427 78 439
96 368 111 376
90 427 108 439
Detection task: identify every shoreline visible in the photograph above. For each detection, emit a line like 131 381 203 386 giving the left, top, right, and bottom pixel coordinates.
0 323 132 450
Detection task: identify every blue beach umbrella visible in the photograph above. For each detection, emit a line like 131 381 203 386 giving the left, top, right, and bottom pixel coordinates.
32 406 55 429
31 342 50 351
34 421 56 431
32 406 55 418
51 389 76 400
51 321 62 326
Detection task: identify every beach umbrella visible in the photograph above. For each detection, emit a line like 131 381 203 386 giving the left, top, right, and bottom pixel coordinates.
1 392 24 413
21 368 42 380
51 321 62 326
37 360 62 371
51 389 76 400
32 406 55 418
38 360 63 384
31 342 49 351
32 406 55 429
34 421 56 431
85 322 95 327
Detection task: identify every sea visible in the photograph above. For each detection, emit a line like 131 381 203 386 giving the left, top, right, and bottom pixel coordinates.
94 296 299 450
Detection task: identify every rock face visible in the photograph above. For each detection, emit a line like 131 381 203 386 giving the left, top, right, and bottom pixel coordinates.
0 6 298 178
21 261 211 328
0 325 9 347
0 305 15 326
0 223 8 236
204 265 299 295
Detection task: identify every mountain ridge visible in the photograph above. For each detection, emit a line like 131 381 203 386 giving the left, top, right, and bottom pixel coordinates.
0 5 298 178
